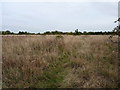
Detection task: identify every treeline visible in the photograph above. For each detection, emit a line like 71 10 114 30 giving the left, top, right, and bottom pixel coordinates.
1 31 35 35
1 29 117 35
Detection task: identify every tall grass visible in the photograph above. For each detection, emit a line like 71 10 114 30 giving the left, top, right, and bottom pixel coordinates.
2 35 118 88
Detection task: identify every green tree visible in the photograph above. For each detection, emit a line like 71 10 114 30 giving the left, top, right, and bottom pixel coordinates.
75 29 79 35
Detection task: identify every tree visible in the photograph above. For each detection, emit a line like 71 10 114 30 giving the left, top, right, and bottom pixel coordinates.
2 30 14 35
83 31 87 35
75 29 79 35
18 31 31 35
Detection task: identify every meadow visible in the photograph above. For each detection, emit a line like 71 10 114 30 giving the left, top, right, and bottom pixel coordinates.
2 35 118 88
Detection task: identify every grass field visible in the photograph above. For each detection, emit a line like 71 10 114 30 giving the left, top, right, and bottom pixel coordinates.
2 35 118 88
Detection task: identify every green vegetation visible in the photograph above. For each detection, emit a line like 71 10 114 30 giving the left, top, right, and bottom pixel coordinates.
1 30 14 35
1 29 117 35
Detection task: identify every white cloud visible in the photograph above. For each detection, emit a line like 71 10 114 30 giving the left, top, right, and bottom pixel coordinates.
0 0 119 2
2 2 118 33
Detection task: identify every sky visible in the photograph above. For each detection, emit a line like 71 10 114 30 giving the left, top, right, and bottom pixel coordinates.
1 1 118 33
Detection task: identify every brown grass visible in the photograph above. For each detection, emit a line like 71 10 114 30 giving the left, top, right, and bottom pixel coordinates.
2 35 118 88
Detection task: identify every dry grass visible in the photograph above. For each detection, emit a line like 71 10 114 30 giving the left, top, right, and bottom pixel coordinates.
2 35 118 88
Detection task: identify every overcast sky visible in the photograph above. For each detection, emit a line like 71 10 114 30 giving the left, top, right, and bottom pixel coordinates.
1 2 118 33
